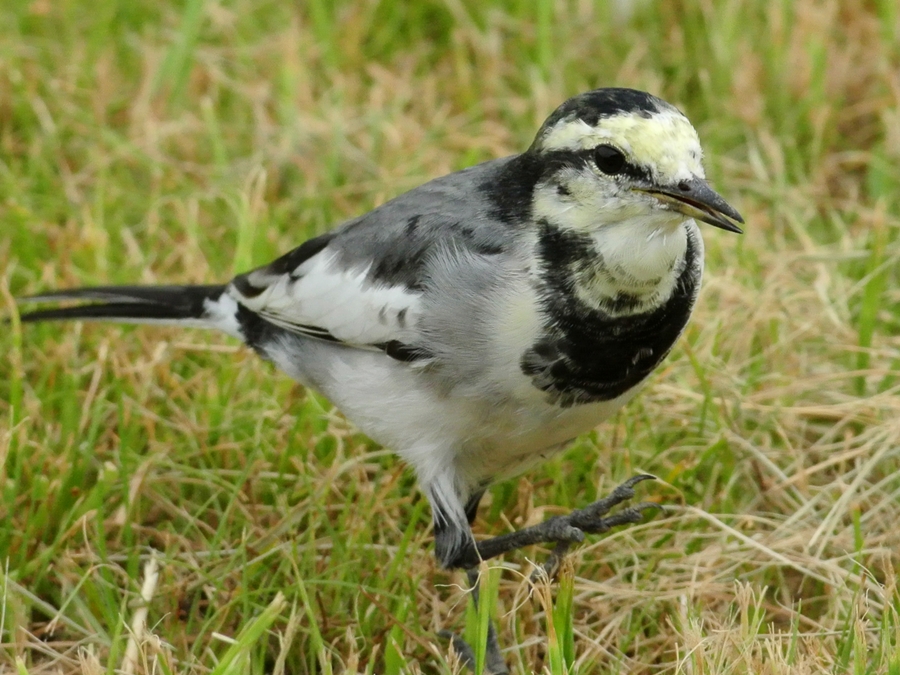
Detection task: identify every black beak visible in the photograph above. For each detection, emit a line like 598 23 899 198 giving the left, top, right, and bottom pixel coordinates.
642 176 744 234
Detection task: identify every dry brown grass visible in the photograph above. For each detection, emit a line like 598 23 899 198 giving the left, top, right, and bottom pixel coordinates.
2 0 900 673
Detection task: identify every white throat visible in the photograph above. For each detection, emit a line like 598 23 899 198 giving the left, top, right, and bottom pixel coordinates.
534 180 698 315
578 217 691 314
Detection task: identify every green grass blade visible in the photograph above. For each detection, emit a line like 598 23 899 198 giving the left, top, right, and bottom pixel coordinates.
208 592 287 675
152 0 206 106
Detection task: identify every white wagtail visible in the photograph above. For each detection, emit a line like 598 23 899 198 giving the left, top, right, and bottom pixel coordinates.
16 87 742 576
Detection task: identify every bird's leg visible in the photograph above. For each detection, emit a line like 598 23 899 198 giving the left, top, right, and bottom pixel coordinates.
442 475 658 670
437 475 658 670
454 474 661 571
532 540 573 582
442 568 509 675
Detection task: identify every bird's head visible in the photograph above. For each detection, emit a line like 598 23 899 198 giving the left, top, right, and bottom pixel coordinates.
528 88 743 235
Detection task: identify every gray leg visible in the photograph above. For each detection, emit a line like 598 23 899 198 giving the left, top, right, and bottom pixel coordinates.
442 568 509 675
441 475 660 672
452 474 661 570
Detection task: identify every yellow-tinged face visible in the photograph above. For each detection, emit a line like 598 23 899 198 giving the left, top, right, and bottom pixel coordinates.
538 108 705 186
529 90 743 235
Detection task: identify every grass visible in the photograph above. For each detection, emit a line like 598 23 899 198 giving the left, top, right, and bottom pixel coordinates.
2 0 900 672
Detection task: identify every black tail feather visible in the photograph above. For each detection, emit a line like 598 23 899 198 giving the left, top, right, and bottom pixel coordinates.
16 284 228 324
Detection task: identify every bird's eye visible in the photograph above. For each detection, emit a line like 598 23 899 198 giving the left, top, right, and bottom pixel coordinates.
593 145 627 175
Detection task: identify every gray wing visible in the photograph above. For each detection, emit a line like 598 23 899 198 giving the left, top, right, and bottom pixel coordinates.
227 156 524 355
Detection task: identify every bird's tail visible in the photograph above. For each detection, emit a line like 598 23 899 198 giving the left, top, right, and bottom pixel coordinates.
15 284 243 338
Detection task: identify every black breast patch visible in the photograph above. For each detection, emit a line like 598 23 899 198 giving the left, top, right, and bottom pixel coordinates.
523 223 700 408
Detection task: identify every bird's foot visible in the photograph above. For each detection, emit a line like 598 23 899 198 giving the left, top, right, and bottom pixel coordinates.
474 474 662 570
531 474 663 580
440 475 661 672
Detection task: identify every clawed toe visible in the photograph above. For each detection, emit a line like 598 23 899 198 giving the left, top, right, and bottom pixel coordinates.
445 476 662 670
575 500 664 535
469 475 661 570
530 541 572 582
533 477 663 579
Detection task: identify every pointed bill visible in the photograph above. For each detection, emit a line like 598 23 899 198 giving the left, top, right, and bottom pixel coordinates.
639 177 744 233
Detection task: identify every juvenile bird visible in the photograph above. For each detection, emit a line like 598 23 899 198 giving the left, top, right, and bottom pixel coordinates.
17 87 742 577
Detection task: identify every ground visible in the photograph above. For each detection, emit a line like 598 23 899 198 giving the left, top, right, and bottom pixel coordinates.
1 1 899 673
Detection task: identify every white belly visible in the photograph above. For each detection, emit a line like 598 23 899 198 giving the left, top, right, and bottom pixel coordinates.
452 386 641 486
269 338 638 492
